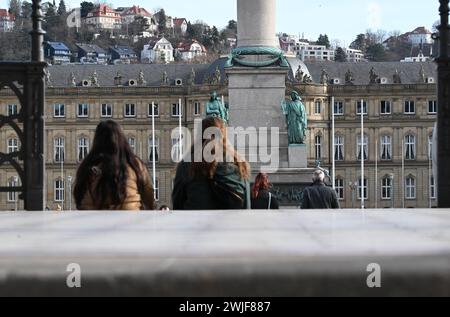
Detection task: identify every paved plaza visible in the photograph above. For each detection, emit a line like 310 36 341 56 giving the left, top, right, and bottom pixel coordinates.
0 210 449 296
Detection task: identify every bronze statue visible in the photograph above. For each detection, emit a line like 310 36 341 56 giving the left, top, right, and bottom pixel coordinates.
281 91 308 145
206 91 228 124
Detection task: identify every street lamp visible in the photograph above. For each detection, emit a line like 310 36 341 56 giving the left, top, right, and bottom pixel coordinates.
389 173 395 209
67 176 73 211
12 176 18 212
348 181 358 209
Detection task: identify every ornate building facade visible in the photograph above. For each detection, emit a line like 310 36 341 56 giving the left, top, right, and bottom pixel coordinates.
0 60 437 210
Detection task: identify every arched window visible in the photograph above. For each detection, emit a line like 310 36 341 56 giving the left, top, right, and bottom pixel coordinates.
334 134 344 161
380 135 392 160
54 137 65 162
148 136 160 163
334 177 344 200
314 134 322 160
358 178 368 200
127 136 136 154
357 134 369 161
405 135 416 160
77 136 89 162
405 176 416 200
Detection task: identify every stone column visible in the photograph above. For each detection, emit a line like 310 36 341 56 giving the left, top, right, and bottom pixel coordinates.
237 0 279 48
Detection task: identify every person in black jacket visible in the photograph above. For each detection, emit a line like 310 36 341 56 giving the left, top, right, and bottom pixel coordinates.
301 170 340 209
251 173 279 209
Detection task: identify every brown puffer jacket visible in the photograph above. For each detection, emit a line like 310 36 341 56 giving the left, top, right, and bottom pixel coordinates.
78 161 156 211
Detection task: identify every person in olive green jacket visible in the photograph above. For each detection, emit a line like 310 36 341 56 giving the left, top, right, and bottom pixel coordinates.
172 117 251 210
74 120 155 211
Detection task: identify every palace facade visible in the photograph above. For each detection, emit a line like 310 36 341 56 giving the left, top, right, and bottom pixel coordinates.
0 59 437 210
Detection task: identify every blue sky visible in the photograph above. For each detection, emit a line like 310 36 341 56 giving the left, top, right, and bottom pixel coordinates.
0 0 439 46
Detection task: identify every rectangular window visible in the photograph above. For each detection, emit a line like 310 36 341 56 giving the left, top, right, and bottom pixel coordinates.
7 138 19 154
172 103 181 117
194 102 201 116
7 104 18 116
334 101 344 116
356 100 368 115
335 135 344 161
78 137 89 162
380 100 391 114
404 100 415 114
314 100 322 114
54 137 65 162
101 104 112 117
428 100 437 114
148 136 159 163
382 177 392 199
124 103 136 117
148 103 159 117
78 103 89 117
54 179 65 202
335 178 344 200
53 104 65 118
358 178 368 200
381 135 392 160
405 177 416 199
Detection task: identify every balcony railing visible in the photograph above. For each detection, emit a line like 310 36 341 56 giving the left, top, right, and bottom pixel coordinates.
0 0 46 211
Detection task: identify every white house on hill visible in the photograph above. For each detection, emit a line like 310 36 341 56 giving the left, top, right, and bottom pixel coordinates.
141 36 174 64
176 40 207 61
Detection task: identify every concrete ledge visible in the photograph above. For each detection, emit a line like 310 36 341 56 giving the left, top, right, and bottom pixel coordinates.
0 210 449 296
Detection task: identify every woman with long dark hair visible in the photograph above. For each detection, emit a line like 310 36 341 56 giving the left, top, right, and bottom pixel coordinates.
251 173 279 209
74 120 155 210
172 117 251 210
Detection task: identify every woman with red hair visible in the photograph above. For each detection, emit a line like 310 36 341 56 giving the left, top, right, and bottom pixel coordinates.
251 173 279 209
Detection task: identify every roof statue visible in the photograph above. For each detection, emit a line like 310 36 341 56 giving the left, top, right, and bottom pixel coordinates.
369 67 379 84
161 71 169 85
91 70 99 87
393 69 402 84
419 65 426 83
69 72 76 87
345 69 354 85
188 68 196 86
138 70 147 85
320 69 329 85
